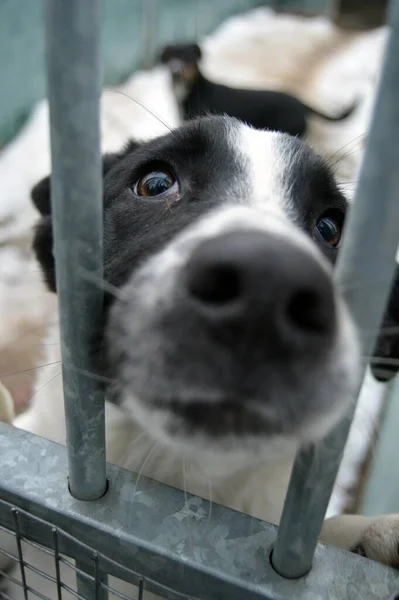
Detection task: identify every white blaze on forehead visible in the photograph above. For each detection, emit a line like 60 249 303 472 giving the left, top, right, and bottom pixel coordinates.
231 123 296 218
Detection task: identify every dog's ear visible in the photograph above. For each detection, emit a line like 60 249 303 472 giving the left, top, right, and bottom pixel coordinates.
31 152 123 218
31 176 51 216
31 148 136 293
371 268 399 382
188 43 202 62
160 45 174 64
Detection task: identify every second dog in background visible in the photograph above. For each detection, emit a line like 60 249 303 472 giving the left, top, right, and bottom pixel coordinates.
160 43 358 138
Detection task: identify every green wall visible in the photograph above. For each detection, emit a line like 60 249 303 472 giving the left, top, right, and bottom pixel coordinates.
0 0 337 146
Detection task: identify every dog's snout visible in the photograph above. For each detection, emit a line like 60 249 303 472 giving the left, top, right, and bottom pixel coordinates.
184 231 335 348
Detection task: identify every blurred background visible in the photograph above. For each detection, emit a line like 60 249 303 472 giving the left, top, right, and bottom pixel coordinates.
0 0 389 145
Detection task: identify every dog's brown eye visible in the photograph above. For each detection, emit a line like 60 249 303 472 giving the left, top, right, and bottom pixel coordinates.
316 216 341 247
134 171 178 198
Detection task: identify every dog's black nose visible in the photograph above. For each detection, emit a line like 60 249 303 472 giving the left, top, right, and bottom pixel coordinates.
184 231 335 350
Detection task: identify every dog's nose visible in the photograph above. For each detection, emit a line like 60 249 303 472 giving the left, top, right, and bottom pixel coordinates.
184 231 335 349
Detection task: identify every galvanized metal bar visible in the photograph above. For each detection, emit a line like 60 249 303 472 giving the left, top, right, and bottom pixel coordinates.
52 528 63 600
44 0 106 500
1 424 399 599
273 0 399 578
360 376 399 516
75 558 108 600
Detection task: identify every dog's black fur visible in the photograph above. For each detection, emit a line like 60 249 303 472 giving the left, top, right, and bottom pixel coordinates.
160 43 357 138
31 117 399 387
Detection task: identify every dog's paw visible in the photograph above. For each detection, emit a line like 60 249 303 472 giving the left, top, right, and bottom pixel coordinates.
351 515 399 568
0 381 14 423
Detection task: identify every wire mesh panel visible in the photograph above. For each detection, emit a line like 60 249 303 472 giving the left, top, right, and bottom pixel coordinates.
0 507 186 599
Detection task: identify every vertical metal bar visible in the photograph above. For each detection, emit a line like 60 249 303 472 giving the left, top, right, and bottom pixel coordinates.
138 577 145 600
11 509 28 600
52 528 62 600
360 377 399 516
93 552 108 600
75 557 108 600
272 0 399 578
44 0 107 500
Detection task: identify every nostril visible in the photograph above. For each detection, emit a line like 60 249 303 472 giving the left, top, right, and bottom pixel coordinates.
186 262 242 305
286 289 331 333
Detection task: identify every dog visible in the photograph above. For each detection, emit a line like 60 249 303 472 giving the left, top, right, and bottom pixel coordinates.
160 43 358 138
2 115 399 598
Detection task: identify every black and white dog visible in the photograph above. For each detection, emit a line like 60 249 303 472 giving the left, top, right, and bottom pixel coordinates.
160 43 358 137
3 115 399 597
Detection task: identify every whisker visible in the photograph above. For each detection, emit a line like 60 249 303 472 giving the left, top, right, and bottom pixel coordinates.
65 363 118 386
331 146 365 171
25 370 62 405
326 133 367 163
0 361 62 379
116 429 150 471
131 442 159 498
77 267 123 299
105 88 176 137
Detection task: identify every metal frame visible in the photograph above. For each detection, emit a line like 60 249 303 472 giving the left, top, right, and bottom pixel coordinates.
1 0 399 598
1 424 399 599
45 0 106 503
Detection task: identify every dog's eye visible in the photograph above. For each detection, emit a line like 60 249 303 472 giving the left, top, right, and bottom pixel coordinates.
316 214 342 247
134 171 178 198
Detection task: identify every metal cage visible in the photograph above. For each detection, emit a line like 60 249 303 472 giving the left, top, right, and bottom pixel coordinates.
1 0 399 598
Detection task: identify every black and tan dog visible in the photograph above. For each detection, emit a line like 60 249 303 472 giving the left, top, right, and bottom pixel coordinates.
160 43 358 137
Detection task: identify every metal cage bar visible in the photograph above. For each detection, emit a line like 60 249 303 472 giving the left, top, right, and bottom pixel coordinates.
44 0 107 501
360 376 399 516
272 0 399 578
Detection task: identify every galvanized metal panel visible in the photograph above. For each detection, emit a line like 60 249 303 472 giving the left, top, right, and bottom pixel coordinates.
1 424 399 599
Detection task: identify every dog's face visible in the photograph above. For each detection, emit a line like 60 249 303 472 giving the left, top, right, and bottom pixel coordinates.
32 116 398 466
160 43 201 90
